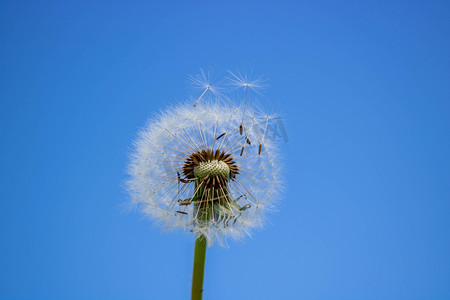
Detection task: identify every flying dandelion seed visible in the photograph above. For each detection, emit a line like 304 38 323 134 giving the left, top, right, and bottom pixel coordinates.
227 70 268 92
188 69 225 107
227 70 268 139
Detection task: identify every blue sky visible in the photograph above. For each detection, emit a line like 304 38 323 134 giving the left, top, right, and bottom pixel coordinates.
1 1 449 299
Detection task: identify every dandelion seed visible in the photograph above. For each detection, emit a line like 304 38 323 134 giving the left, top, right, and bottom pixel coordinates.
216 132 226 140
189 69 224 107
227 70 267 92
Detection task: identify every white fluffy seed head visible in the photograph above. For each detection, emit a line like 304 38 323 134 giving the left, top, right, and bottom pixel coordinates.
127 100 282 246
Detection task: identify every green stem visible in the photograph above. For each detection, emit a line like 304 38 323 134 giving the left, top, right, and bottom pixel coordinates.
191 235 207 300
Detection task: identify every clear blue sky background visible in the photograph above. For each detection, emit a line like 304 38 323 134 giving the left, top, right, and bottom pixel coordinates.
1 1 449 299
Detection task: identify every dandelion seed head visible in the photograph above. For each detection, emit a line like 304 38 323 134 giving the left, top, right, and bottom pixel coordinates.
127 74 281 245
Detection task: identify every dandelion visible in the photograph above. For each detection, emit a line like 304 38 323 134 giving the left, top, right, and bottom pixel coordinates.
127 73 281 300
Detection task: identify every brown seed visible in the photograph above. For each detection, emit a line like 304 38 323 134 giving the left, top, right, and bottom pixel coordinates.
240 146 245 156
239 124 243 135
258 144 262 155
216 132 226 140
177 172 190 183
175 211 188 215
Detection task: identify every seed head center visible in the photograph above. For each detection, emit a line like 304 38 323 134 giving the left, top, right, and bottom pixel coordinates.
193 160 230 180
